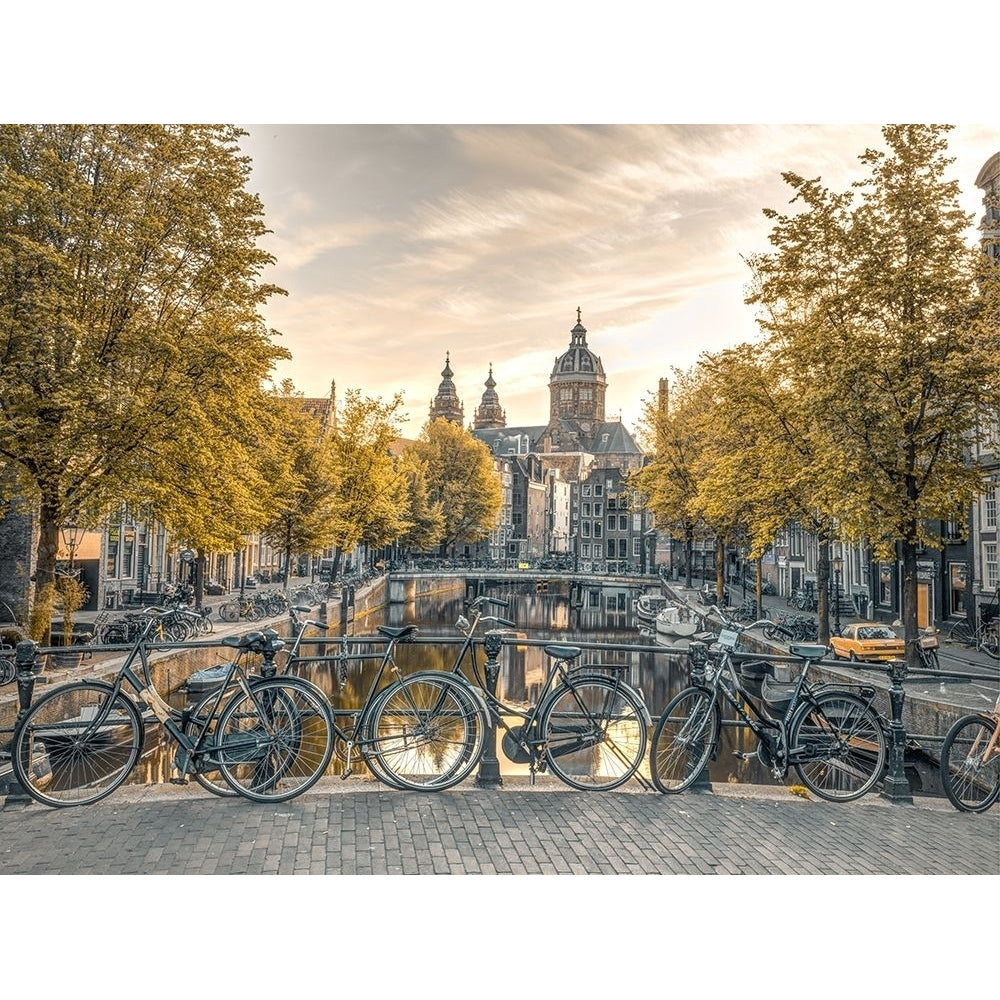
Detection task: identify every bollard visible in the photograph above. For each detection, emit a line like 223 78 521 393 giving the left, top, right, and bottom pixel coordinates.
880 657 913 805
685 641 714 793
474 629 504 789
3 639 41 805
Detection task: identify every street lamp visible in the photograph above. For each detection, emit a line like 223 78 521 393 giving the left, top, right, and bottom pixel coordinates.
61 521 85 577
833 555 844 636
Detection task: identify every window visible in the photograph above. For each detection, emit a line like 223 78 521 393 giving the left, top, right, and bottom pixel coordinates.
986 543 999 590
632 537 641 556
607 540 615 558
985 484 997 529
594 484 603 496
582 543 591 557
594 523 602 538
618 539 627 558
607 514 615 530
948 562 968 616
582 522 590 537
582 502 591 517
582 485 591 497
594 503 602 516
619 515 627 531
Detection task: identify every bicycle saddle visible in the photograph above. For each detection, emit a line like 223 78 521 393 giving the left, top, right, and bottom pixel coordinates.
221 631 283 654
789 644 828 660
543 644 582 662
377 625 418 642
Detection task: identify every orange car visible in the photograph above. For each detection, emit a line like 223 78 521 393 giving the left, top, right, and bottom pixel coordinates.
830 622 905 663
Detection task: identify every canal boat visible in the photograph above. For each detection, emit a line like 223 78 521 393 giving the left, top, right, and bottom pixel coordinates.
634 592 670 626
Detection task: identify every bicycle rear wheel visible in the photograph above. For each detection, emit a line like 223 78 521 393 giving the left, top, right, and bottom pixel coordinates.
541 676 647 790
940 714 1000 812
10 681 144 807
790 691 886 801
218 602 239 623
215 678 334 803
368 673 486 791
946 618 975 646
649 686 719 793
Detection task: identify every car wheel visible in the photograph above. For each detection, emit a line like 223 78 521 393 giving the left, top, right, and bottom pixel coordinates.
849 652 859 662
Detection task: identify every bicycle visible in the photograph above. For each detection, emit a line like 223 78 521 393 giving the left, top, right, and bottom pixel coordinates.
913 627 941 670
448 596 652 790
649 602 888 801
944 613 999 660
278 604 489 792
939 692 1000 812
9 609 336 807
218 596 262 623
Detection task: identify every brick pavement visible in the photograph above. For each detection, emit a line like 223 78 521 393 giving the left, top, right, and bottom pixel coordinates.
0 776 995 875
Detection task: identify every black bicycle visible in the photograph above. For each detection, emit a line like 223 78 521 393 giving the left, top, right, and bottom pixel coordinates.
446 596 652 790
10 609 336 807
649 603 888 801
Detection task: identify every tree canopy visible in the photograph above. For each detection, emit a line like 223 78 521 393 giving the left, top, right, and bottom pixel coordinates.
0 124 287 637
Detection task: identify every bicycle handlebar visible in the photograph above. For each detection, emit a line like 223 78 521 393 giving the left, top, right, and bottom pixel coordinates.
470 595 509 610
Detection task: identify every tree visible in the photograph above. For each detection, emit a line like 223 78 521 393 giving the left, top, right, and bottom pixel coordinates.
0 125 288 640
324 390 411 578
747 124 1000 660
406 418 502 556
393 449 444 556
632 367 715 591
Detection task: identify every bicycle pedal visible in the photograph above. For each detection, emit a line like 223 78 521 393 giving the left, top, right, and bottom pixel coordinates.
169 776 189 785
340 767 353 780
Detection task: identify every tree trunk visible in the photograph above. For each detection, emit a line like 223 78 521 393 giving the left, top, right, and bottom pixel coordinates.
901 535 919 670
817 536 831 645
715 536 726 604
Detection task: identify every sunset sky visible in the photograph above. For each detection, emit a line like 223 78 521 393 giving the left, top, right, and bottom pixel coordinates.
237 123 1000 439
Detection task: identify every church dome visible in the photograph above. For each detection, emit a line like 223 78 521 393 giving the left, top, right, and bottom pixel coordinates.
549 308 606 381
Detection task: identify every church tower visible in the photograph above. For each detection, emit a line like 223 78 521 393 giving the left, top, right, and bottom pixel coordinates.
548 307 606 433
472 364 506 430
429 352 465 425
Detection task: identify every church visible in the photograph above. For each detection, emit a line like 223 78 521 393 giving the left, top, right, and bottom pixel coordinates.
427 310 655 572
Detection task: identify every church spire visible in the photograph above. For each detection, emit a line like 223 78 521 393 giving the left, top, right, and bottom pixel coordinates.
429 351 464 425
473 363 506 430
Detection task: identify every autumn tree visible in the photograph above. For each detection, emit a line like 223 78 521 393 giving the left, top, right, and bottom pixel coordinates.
631 366 716 592
405 418 502 556
747 124 1000 660
393 449 444 557
324 390 411 579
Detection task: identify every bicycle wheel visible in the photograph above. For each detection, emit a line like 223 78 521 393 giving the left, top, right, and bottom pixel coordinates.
649 686 719 794
368 673 486 791
940 714 1000 812
946 618 975 646
10 681 144 808
218 602 239 623
789 691 887 802
215 677 334 803
541 676 647 790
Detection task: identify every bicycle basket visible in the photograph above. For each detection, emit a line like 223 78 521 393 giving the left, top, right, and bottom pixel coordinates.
736 659 774 699
918 633 939 650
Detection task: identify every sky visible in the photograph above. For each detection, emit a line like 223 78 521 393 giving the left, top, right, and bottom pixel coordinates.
237 123 1000 439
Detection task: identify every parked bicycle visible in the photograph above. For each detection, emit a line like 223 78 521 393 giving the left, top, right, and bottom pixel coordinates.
9 608 336 807
762 612 819 643
913 627 941 670
939 691 1000 812
446 595 652 790
649 603 888 801
217 595 262 623
944 612 999 660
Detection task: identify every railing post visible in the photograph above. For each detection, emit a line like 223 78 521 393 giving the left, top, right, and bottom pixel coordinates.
475 630 504 789
3 639 41 806
686 641 714 793
880 657 913 804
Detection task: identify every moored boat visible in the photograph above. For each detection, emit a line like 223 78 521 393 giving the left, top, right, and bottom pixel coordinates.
634 592 669 626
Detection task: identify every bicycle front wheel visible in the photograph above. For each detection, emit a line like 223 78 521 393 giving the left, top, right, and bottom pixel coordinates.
368 674 486 791
11 681 144 808
790 691 886 802
649 686 719 794
946 618 975 646
540 676 647 791
215 678 334 803
940 714 1000 812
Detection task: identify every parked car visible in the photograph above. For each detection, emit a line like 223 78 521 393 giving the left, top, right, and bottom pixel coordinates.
830 622 905 663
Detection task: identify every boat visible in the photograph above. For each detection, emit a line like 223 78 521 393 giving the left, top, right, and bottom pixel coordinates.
654 605 700 650
634 593 670 626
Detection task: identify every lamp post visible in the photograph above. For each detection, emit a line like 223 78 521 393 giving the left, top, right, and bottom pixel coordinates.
61 521 85 578
833 555 844 636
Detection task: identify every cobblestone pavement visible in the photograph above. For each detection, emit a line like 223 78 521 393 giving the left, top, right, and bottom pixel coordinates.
0 776 995 875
